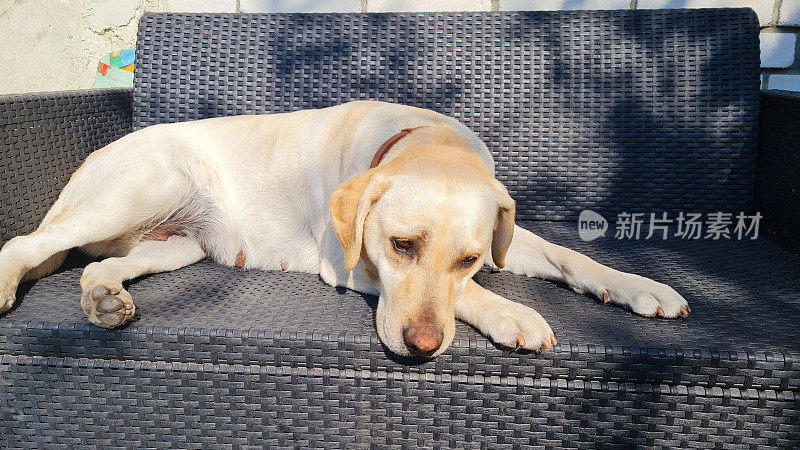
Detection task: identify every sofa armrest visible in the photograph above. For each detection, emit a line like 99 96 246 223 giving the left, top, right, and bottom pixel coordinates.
755 90 800 255
0 89 133 244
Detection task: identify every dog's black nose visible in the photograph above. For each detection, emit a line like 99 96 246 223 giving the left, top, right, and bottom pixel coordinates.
403 325 443 357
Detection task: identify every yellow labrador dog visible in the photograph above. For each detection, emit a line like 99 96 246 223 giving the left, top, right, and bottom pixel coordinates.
0 101 690 357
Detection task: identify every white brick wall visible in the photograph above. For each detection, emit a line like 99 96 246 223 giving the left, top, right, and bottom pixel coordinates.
240 0 361 13
168 0 237 13
766 74 800 90
1 0 798 93
368 0 492 11
638 0 775 25
761 33 797 68
762 0 800 91
500 0 630 10
778 0 800 26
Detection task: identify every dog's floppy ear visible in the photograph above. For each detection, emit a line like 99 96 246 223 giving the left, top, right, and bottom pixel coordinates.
490 179 516 269
330 171 390 271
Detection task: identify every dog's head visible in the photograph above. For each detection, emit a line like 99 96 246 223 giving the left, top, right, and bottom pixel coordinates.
330 134 515 357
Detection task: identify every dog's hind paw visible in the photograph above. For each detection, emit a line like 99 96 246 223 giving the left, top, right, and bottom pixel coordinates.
81 282 136 328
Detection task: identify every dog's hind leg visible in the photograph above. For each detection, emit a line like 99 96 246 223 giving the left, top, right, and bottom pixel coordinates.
4 208 77 287
20 250 69 283
0 166 189 314
0 206 152 314
80 235 205 328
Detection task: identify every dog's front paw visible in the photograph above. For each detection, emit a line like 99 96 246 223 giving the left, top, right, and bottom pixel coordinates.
81 282 136 328
598 271 689 318
485 301 556 352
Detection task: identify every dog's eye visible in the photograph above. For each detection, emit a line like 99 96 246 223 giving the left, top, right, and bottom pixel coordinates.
462 255 479 267
391 238 414 254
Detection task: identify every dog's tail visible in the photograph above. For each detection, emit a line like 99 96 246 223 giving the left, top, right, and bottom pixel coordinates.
20 250 68 283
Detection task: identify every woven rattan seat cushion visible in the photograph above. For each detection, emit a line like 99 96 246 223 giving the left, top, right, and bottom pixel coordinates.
4 222 798 390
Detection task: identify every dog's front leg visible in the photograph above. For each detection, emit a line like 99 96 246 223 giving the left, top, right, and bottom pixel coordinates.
500 225 690 318
318 228 380 296
456 279 555 351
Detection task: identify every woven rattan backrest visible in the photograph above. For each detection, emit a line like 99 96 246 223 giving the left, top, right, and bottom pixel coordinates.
134 10 760 220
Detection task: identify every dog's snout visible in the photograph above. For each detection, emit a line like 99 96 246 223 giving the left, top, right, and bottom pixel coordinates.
403 324 443 356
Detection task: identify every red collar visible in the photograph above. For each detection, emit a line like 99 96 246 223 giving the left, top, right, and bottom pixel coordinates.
369 126 426 169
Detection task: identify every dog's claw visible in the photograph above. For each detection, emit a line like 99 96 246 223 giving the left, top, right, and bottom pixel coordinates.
550 334 557 346
602 291 610 304
515 333 526 349
686 305 692 313
541 339 550 349
656 306 664 317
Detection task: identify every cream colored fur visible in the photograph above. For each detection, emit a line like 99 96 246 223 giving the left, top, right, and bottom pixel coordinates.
0 101 689 357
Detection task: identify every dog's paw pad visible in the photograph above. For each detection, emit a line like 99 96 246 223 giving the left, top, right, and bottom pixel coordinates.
81 282 135 328
96 295 123 313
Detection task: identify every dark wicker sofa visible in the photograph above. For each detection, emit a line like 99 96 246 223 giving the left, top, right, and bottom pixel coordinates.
2 9 799 448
